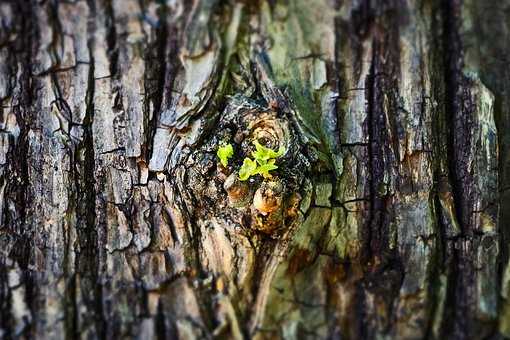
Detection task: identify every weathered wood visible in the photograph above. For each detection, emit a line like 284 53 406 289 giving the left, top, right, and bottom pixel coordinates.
0 0 507 339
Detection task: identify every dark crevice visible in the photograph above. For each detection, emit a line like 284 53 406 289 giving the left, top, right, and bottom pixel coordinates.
442 0 473 236
146 4 179 163
440 0 494 337
428 0 452 335
104 0 118 80
363 47 376 264
2 1 39 337
74 1 105 338
437 0 466 337
364 39 390 264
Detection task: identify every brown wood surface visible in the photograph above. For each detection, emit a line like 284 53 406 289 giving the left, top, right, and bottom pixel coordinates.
0 0 509 339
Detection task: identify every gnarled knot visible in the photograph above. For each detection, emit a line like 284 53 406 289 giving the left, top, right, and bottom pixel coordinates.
186 95 310 236
246 114 289 155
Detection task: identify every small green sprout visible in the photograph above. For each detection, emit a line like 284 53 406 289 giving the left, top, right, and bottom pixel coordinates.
238 141 285 181
239 157 258 181
252 140 285 163
217 143 234 167
254 159 278 178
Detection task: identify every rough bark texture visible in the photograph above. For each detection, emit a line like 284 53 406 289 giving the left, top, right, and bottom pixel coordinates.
0 0 507 339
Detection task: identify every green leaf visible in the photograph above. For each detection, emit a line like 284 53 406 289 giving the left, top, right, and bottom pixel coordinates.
217 143 234 167
238 141 285 181
254 159 278 178
239 158 257 181
252 140 285 163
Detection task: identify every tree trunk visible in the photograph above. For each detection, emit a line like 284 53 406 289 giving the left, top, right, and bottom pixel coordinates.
0 0 508 339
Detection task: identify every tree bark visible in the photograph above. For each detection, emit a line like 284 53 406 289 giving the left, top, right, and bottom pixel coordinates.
0 0 508 339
